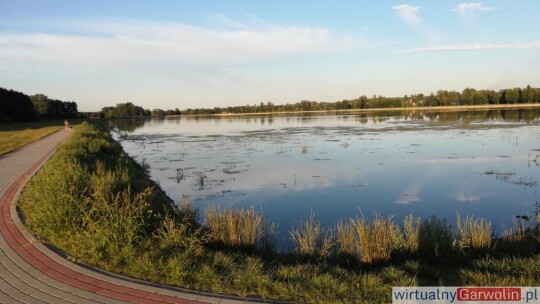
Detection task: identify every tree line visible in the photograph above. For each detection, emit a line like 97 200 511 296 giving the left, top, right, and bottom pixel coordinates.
96 85 540 118
0 87 79 123
180 85 540 115
97 102 181 118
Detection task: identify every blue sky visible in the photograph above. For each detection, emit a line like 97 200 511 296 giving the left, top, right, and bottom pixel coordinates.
1 1 539 111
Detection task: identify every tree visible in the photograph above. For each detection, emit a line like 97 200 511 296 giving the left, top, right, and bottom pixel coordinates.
522 85 534 103
424 93 438 106
461 88 476 105
102 102 147 118
501 88 520 104
151 109 166 117
30 94 49 117
0 88 38 122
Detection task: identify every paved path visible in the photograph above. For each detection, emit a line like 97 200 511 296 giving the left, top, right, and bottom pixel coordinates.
0 130 261 304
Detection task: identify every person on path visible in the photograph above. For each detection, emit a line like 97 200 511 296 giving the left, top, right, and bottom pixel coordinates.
64 120 70 130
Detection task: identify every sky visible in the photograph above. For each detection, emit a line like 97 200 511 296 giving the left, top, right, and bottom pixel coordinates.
1 1 539 111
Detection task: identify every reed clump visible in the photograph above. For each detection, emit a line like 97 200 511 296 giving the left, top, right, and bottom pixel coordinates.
290 212 334 256
204 205 275 251
353 213 402 264
456 214 492 251
502 218 527 243
336 219 357 256
334 213 402 264
402 214 421 254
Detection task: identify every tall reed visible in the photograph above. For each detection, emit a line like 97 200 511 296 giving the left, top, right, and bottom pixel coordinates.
456 214 492 250
290 212 334 256
352 213 402 264
403 214 421 254
502 218 526 242
204 206 275 251
336 219 357 256
335 212 402 263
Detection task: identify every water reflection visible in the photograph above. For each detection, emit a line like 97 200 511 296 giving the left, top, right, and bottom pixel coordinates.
108 109 540 133
110 110 540 248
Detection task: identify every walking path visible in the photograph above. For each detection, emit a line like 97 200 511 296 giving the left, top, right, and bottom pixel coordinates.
0 130 263 304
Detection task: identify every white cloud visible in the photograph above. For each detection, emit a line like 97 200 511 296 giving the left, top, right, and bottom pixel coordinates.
391 4 439 40
395 194 421 205
0 18 361 73
451 2 500 17
400 41 540 52
455 193 480 202
394 183 422 205
392 4 422 28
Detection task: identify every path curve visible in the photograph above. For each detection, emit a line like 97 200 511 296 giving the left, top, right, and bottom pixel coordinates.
0 130 267 304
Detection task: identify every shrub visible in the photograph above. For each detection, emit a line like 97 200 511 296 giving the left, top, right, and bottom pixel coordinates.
418 216 455 261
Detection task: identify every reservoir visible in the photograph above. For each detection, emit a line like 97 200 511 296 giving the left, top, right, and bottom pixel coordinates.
111 109 540 249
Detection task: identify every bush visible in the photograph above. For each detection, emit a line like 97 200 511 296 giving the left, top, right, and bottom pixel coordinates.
418 216 455 261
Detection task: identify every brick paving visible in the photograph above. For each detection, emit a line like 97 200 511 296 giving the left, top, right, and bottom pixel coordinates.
0 130 263 304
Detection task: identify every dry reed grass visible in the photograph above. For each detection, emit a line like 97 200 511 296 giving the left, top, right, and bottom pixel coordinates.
456 214 492 250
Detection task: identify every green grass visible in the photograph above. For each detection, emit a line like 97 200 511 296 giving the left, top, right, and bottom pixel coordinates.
0 125 62 156
0 119 86 156
17 121 540 303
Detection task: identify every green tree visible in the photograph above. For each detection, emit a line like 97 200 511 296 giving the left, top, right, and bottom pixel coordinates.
461 88 476 105
522 85 534 103
30 94 49 117
501 88 520 104
0 87 38 122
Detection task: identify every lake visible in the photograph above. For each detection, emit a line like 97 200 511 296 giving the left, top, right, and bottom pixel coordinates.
110 109 540 250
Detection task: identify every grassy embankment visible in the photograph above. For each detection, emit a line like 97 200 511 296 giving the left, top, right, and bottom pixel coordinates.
19 122 540 303
0 119 84 156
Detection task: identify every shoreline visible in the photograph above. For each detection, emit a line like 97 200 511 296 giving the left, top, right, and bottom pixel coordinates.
167 103 540 118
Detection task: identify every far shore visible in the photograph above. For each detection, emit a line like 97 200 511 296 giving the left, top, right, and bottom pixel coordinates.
167 103 540 118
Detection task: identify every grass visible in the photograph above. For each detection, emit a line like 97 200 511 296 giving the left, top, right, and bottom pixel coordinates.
0 119 85 156
17 121 540 303
0 125 62 156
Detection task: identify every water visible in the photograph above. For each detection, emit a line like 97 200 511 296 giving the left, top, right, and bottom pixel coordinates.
110 110 540 249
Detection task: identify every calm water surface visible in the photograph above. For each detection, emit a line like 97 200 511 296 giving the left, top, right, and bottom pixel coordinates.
111 110 540 249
